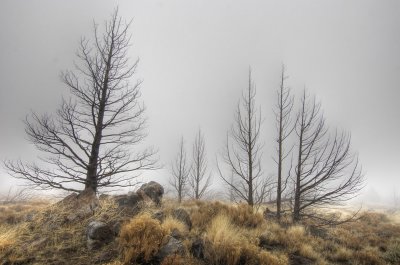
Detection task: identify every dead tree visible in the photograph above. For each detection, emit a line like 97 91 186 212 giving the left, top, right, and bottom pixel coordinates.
169 137 189 203
292 90 363 223
273 65 294 221
4 10 157 193
217 70 271 208
189 129 211 199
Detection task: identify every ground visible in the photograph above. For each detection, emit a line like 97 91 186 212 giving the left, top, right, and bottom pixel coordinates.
1 196 400 265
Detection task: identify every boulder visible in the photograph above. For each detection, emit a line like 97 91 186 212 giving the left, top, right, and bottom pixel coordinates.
170 228 184 240
86 221 114 250
171 208 192 230
137 181 164 206
155 237 185 261
152 211 166 222
58 189 99 222
263 208 277 220
190 238 205 259
114 192 142 208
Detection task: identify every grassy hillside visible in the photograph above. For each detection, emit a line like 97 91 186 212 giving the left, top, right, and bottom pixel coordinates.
1 197 400 265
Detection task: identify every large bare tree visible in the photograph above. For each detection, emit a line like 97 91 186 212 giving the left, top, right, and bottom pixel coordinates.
4 10 157 193
189 129 211 199
169 137 190 203
217 70 271 208
273 65 294 221
292 90 363 223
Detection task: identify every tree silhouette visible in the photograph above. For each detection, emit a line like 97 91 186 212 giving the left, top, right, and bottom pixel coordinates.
217 69 272 208
292 90 363 223
5 10 157 193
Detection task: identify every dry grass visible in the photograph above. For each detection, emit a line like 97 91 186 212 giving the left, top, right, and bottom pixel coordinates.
119 213 166 264
161 215 189 236
204 214 243 265
189 201 264 232
203 214 288 265
1 196 400 265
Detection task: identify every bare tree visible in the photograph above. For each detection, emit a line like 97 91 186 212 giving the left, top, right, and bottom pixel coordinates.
189 129 211 199
4 10 157 193
273 65 294 221
292 90 363 223
217 69 271 208
169 137 189 203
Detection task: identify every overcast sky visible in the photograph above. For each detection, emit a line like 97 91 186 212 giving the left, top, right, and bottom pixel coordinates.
0 0 399 203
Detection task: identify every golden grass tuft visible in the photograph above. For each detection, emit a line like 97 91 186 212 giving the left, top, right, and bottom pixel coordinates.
203 214 288 265
204 214 242 265
119 213 166 264
161 215 188 236
258 250 288 265
0 224 21 253
190 201 264 232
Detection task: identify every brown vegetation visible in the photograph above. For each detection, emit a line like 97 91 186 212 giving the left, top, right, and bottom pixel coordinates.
1 197 400 265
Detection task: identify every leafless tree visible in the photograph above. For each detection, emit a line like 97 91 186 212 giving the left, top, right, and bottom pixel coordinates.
217 70 272 208
189 129 211 199
4 10 157 193
169 137 189 203
273 65 294 221
292 90 363 223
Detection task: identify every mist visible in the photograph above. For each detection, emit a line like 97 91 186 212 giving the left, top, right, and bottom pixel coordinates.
1 0 399 207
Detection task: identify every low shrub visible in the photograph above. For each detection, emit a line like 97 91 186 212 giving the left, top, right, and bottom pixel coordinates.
119 213 166 264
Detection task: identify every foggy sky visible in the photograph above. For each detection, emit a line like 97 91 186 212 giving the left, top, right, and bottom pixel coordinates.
1 0 399 203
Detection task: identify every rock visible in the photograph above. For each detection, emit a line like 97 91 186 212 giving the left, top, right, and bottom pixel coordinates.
59 189 99 222
137 181 164 206
289 253 315 265
152 211 165 222
263 208 276 220
171 228 183 240
114 192 142 208
190 238 205 259
259 232 285 251
86 221 114 250
171 208 192 230
155 237 185 261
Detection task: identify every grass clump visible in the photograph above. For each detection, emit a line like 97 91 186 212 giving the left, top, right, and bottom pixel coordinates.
190 201 264 232
119 213 166 264
383 240 400 264
161 215 188 237
203 214 288 265
204 214 242 265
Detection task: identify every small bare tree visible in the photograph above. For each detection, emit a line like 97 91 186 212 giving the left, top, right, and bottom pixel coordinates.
217 70 271 208
292 90 363 223
273 65 294 221
169 137 189 203
4 10 157 193
189 129 211 199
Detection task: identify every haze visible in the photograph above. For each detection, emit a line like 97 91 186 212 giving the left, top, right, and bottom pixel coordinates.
0 0 399 205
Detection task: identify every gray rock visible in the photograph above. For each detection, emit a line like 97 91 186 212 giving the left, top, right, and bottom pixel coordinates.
114 192 142 208
152 211 165 222
137 181 164 206
59 189 99 222
171 228 183 239
172 208 192 230
86 221 114 250
190 238 205 259
155 237 185 261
